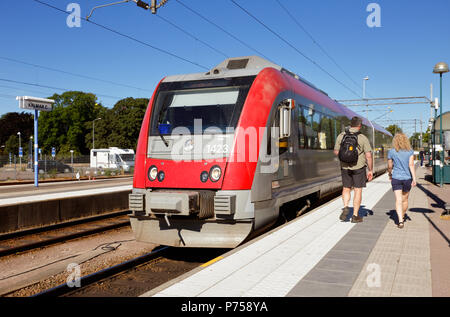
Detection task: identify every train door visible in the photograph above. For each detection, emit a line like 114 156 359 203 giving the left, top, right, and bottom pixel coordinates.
271 99 296 187
250 97 296 203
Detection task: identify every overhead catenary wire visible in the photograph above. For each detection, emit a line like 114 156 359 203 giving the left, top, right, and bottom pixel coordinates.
31 0 209 71
155 14 229 58
274 0 373 98
174 0 274 63
0 78 123 100
0 56 154 93
230 0 362 99
0 83 70 100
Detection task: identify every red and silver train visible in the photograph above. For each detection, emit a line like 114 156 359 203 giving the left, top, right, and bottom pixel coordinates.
129 56 392 248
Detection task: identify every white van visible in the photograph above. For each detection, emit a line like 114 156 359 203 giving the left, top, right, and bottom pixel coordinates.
90 147 135 171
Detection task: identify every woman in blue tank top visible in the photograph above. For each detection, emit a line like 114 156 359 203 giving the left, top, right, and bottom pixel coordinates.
387 133 417 228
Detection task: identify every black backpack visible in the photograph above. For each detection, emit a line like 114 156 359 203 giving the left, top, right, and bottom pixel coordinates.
338 130 361 164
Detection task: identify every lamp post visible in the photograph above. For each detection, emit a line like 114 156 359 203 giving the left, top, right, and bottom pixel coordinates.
363 77 370 121
17 132 21 169
362 76 375 167
70 150 74 179
433 62 449 187
29 136 33 169
92 118 102 150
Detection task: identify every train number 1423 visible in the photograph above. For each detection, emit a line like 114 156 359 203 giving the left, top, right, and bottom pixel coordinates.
207 144 229 154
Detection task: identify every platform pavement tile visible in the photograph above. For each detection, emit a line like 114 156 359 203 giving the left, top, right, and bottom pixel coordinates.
245 279 291 297
403 231 429 240
301 268 357 286
404 225 429 232
348 271 396 296
373 236 405 247
364 248 400 260
203 219 346 297
393 273 432 290
324 249 371 263
361 261 399 275
394 264 431 279
332 240 377 253
313 258 365 273
370 243 404 254
401 234 430 243
245 234 350 297
400 250 431 266
390 282 432 297
349 289 392 297
345 229 385 239
287 280 351 297
158 280 211 297
337 234 378 246
349 225 385 234
399 247 430 258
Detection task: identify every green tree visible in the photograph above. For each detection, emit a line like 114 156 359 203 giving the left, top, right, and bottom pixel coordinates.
0 112 33 148
386 124 402 136
410 132 430 149
38 91 103 156
5 134 18 155
88 97 149 150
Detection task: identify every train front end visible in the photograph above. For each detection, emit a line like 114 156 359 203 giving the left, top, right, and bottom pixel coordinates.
129 57 281 248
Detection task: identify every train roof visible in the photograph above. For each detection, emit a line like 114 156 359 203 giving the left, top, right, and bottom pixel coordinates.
163 56 391 136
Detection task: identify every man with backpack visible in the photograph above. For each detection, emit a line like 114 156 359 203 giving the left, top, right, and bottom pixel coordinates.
334 116 373 223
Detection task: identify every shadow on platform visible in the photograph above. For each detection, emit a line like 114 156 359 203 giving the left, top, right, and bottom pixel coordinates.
341 205 373 221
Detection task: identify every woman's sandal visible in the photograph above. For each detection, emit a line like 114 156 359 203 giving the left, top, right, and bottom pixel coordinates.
398 222 404 229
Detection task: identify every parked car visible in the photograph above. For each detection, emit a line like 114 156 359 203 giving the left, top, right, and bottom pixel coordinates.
32 160 73 173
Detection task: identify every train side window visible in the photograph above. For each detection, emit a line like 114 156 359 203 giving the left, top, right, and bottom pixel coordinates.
312 112 321 149
298 105 338 150
320 115 334 150
298 106 307 149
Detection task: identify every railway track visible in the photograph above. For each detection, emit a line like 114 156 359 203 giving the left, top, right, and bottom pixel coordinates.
4 177 381 297
28 190 344 297
0 210 131 257
32 246 227 297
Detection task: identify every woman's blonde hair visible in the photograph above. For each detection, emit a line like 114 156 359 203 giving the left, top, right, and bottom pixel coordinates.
392 133 412 151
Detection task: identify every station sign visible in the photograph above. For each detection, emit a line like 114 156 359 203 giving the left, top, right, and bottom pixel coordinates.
16 96 55 188
16 96 54 112
19 147 23 158
52 147 56 158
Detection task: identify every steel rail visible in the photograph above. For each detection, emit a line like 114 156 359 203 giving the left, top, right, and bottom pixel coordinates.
31 246 170 297
0 210 131 257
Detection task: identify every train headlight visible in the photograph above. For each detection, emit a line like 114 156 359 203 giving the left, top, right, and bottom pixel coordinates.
148 165 158 181
200 171 209 183
157 170 165 182
209 166 222 182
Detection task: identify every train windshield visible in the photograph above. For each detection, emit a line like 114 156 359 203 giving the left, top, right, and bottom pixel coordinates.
150 76 255 135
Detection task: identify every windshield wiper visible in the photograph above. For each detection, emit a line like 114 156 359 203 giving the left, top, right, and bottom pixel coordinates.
158 130 169 147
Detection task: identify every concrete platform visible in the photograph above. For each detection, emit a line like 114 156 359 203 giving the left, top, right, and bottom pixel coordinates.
0 177 132 203
143 165 450 297
0 178 132 234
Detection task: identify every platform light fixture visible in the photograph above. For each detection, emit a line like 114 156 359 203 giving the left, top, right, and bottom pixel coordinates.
433 62 449 187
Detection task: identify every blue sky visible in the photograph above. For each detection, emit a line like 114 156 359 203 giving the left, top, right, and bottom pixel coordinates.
0 0 449 136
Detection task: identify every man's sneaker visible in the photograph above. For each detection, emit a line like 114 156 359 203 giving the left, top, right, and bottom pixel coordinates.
351 215 363 223
340 207 350 221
